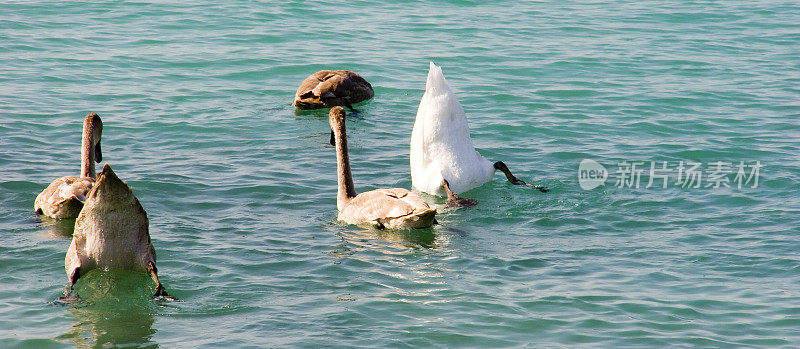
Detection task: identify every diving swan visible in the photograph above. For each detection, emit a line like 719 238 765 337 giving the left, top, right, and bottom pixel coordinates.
410 62 547 207
293 70 374 110
64 164 172 300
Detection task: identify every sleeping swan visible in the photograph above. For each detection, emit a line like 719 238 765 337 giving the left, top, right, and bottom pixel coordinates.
410 62 547 207
34 113 103 219
330 107 436 229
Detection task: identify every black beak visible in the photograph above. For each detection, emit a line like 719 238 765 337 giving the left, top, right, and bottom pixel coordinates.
95 141 102 162
329 130 335 146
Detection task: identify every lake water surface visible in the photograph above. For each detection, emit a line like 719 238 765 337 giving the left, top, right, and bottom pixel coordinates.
1 0 799 347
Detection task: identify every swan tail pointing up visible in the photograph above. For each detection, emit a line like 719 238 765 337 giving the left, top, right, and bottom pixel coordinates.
410 62 494 195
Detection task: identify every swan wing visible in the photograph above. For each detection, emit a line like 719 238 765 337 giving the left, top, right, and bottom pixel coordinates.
339 188 435 227
294 70 374 108
295 70 332 98
34 176 94 218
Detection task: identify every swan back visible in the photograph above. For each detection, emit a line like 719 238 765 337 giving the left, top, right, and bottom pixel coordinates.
294 70 374 109
34 176 93 218
339 188 436 230
66 164 154 275
410 62 494 195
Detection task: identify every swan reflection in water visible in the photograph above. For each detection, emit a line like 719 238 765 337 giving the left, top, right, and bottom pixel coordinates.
334 226 439 255
36 216 76 238
328 224 462 304
56 270 166 348
329 207 469 257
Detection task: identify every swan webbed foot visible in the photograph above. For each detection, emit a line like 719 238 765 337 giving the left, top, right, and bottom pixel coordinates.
147 261 175 301
55 291 83 305
442 179 478 208
493 161 548 192
446 196 478 208
57 268 82 305
532 184 549 192
493 161 524 184
153 285 175 301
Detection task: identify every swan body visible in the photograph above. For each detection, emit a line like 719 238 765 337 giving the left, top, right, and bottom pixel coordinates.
293 70 374 109
64 164 171 299
410 62 495 195
35 113 103 219
330 107 436 229
34 177 94 218
338 188 436 230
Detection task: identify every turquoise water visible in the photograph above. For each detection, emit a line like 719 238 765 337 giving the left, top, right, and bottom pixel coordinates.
2 0 799 347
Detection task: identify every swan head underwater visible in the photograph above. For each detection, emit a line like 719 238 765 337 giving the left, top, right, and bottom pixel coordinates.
293 70 374 110
410 62 548 207
64 163 173 300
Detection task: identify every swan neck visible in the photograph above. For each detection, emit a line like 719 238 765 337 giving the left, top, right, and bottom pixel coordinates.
81 116 97 178
332 118 357 209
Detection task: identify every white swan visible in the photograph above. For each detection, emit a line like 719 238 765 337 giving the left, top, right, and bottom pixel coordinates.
410 62 547 207
64 164 172 300
330 107 436 229
35 113 103 219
